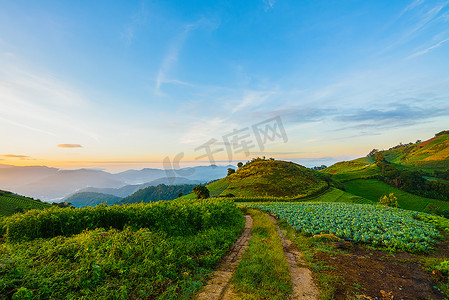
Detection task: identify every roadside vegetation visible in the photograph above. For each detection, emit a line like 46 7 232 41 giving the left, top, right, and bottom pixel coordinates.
0 199 245 299
231 209 292 299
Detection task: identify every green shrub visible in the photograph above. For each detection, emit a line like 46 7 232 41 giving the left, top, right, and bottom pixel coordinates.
3 199 241 242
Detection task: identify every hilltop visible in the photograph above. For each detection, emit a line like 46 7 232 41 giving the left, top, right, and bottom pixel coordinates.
63 192 122 208
185 159 328 199
322 130 449 215
323 130 449 181
382 130 449 170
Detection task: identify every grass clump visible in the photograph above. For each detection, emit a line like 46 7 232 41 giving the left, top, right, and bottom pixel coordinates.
231 209 292 299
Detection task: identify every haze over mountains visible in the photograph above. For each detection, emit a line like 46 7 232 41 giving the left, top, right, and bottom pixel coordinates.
0 165 233 202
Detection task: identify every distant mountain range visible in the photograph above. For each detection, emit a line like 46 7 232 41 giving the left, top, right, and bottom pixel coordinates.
68 177 202 198
0 165 233 202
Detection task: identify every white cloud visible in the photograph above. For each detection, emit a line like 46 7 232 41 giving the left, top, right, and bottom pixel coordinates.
407 36 449 58
155 18 219 95
231 90 274 113
121 3 149 47
0 57 99 141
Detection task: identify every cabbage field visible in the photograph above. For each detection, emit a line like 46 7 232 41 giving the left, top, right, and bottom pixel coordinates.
245 202 441 252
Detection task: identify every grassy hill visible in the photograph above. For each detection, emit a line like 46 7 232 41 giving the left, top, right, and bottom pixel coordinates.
322 157 380 182
323 131 449 182
0 190 50 216
119 184 196 204
63 192 122 208
382 131 449 170
344 179 449 213
181 159 328 200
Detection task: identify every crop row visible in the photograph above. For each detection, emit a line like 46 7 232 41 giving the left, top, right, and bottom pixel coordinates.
244 202 441 252
0 195 49 216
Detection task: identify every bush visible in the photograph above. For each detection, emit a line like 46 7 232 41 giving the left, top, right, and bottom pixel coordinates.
3 199 240 242
193 185 210 199
379 193 399 208
437 261 449 276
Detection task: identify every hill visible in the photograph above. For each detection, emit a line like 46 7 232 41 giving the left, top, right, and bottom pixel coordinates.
382 130 449 170
119 184 196 204
0 190 50 216
323 131 449 181
322 157 380 182
63 192 122 208
113 165 233 184
77 177 202 198
181 159 328 199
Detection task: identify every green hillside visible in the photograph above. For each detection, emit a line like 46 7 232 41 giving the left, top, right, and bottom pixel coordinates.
322 157 380 182
119 184 196 204
344 179 449 213
64 192 122 208
308 187 373 205
0 190 50 216
382 131 449 170
181 159 328 200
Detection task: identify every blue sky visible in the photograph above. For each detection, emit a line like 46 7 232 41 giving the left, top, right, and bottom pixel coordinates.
0 0 448 171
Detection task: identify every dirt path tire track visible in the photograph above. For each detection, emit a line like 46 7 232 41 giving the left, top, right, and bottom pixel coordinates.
269 215 320 300
196 215 253 300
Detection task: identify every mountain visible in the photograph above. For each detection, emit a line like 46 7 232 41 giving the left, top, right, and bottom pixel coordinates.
186 159 327 198
0 166 58 190
112 165 232 185
113 168 166 185
63 192 122 208
0 164 233 202
14 169 124 201
77 177 202 198
0 189 51 216
118 184 197 204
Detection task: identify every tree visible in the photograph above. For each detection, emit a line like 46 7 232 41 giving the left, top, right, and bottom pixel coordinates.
374 152 386 164
378 193 399 208
237 162 243 168
193 185 210 199
367 149 379 157
227 168 236 176
177 193 183 198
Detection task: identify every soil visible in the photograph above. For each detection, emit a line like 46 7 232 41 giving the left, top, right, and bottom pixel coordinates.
314 244 448 300
270 215 319 300
196 215 253 300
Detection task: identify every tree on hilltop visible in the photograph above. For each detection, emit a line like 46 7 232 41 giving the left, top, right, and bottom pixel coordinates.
193 185 210 199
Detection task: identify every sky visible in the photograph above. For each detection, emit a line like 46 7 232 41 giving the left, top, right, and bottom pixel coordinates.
0 0 448 172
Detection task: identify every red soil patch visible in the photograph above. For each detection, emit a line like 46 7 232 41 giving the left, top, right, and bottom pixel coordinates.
419 137 438 148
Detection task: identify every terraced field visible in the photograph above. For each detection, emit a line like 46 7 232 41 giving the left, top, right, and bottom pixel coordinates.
0 191 50 216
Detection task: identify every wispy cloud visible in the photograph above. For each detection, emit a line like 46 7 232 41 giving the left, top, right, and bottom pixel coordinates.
407 37 449 58
402 0 425 15
155 26 194 94
263 0 276 11
232 90 274 113
58 144 83 148
121 3 148 47
0 57 99 141
155 18 219 94
335 103 449 131
1 154 32 160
